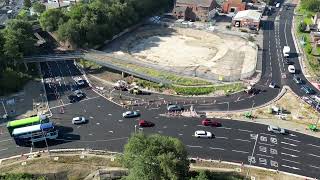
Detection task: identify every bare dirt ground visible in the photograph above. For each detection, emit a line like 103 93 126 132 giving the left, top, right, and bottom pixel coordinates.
114 26 257 79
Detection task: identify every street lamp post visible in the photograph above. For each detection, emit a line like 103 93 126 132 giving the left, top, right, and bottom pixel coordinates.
134 125 137 133
227 102 230 114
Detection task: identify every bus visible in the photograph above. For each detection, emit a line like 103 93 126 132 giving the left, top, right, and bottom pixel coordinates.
12 122 58 145
7 115 48 136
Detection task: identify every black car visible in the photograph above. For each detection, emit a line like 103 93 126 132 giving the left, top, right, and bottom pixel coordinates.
68 95 79 103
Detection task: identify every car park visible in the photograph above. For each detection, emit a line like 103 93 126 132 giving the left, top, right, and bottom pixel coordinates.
288 65 295 74
301 85 315 94
201 119 221 127
72 117 86 124
122 111 140 118
267 125 288 134
293 75 303 84
138 120 154 127
167 104 184 111
194 130 213 138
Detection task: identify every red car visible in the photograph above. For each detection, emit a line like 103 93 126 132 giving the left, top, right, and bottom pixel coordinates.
201 119 221 127
138 120 154 127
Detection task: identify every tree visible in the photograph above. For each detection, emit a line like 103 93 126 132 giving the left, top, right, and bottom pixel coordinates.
17 9 30 20
23 0 32 8
298 21 307 32
122 133 190 180
32 2 46 14
301 0 320 12
57 19 81 46
190 170 209 180
2 19 36 63
40 9 67 32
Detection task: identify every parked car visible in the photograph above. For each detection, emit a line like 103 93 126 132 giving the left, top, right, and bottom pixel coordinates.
76 79 87 86
138 120 154 127
122 111 140 118
167 104 184 111
269 82 276 88
301 85 315 94
194 130 213 138
267 125 288 135
288 65 295 74
72 117 86 124
74 90 85 98
201 119 221 127
293 75 303 84
68 95 79 103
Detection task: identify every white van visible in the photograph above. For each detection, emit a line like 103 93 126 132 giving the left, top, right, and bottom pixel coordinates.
276 3 280 8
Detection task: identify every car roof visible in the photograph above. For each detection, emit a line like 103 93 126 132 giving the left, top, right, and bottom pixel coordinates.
196 130 206 134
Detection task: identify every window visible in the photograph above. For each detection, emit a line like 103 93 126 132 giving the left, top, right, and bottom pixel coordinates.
230 7 236 12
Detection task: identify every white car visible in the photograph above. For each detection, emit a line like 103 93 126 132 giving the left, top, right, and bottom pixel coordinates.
194 130 213 138
122 111 140 118
72 117 86 124
288 65 295 74
267 125 288 134
269 82 276 88
74 90 84 98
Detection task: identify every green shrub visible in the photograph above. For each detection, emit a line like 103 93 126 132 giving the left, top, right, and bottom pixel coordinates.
305 43 313 54
0 68 30 96
298 21 307 32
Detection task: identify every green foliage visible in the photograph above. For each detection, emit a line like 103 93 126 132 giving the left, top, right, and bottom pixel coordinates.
32 2 46 14
23 0 31 8
298 21 307 32
0 173 45 180
45 0 171 47
190 170 209 180
301 0 320 12
40 9 67 32
305 43 313 54
0 68 31 96
2 19 36 62
17 9 30 20
122 133 190 180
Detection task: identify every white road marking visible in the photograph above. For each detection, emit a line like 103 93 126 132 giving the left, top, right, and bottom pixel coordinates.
256 154 273 158
183 125 188 127
209 147 225 151
197 125 205 127
118 120 123 122
308 144 320 148
309 165 320 169
281 152 298 158
217 127 232 130
0 139 11 143
108 131 114 133
258 142 275 146
289 134 297 137
232 150 249 154
96 123 100 125
238 129 253 133
281 147 300 152
308 153 320 158
0 148 8 152
88 133 93 136
108 113 112 116
234 139 251 143
215 136 229 139
282 159 301 164
50 96 100 109
260 133 276 137
187 145 202 148
178 134 183 136
280 141 297 147
283 137 301 143
281 165 300 170
90 116 94 119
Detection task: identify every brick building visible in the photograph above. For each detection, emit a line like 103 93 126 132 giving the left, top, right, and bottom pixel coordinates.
232 10 261 30
222 0 246 14
173 0 217 21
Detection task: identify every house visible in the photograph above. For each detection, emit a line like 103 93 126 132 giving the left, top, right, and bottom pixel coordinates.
232 10 262 30
173 0 217 21
222 0 246 14
312 12 320 31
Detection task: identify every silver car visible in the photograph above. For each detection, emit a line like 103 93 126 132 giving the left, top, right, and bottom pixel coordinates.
267 125 288 134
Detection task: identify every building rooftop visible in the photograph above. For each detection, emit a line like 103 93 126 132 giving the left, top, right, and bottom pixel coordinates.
176 0 214 7
233 10 262 21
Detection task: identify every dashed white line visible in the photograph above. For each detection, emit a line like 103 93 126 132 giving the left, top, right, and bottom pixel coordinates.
238 129 253 133
217 127 232 130
289 134 297 137
308 144 320 148
232 150 249 154
309 165 320 169
281 152 298 158
308 153 320 158
284 137 301 143
187 145 202 148
281 164 300 170
281 147 300 152
0 139 11 143
215 136 229 139
256 154 273 158
280 141 297 147
0 148 8 152
234 139 251 143
209 147 225 151
282 159 301 164
260 133 276 137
